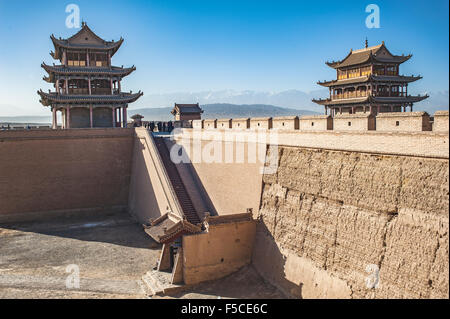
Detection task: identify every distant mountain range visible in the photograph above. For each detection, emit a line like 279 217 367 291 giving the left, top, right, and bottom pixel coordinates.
0 116 52 125
130 104 319 121
0 104 318 124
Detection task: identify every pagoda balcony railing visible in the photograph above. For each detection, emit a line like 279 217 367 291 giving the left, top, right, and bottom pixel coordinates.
92 88 113 95
332 91 369 99
68 88 90 95
332 92 408 100
374 92 406 97
67 88 114 95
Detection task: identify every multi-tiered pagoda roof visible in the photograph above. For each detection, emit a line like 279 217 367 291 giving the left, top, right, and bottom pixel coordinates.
38 23 143 129
313 42 428 116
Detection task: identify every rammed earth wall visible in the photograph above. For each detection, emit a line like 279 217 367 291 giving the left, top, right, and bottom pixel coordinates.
253 146 449 299
0 129 134 220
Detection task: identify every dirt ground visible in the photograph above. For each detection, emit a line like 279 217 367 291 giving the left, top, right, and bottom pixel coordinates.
0 211 284 299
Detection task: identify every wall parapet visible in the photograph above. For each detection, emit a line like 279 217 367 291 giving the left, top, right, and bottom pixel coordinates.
190 110 447 133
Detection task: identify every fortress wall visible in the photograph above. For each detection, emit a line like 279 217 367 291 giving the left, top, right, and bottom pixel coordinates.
333 114 376 131
299 115 333 131
177 128 448 298
250 117 272 130
192 120 203 129
272 116 299 130
128 128 185 224
173 132 265 216
376 112 432 132
204 119 217 129
182 220 256 285
0 129 134 221
253 146 449 299
232 118 250 129
433 111 449 132
195 111 444 133
217 119 232 129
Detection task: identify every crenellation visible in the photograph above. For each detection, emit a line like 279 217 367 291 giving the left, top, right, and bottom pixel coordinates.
433 111 449 132
186 110 447 133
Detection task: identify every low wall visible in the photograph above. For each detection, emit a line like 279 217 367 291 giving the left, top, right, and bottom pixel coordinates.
0 129 134 220
182 219 256 285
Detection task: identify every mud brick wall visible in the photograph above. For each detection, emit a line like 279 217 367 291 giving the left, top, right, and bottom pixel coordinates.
252 146 449 299
0 129 134 218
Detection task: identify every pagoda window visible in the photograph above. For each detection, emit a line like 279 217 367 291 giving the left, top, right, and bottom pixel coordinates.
348 68 360 79
386 65 397 76
91 79 112 95
67 51 88 67
338 70 347 80
361 66 371 76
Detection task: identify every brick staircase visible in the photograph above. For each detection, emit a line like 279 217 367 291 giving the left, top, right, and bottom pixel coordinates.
153 137 201 225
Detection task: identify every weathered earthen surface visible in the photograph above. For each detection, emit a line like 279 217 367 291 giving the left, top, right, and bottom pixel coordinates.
0 129 134 217
253 146 449 299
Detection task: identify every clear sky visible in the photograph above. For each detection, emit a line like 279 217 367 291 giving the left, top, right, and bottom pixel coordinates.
0 0 448 115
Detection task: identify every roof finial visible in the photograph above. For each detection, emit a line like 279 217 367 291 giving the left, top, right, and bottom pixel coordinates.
365 38 368 48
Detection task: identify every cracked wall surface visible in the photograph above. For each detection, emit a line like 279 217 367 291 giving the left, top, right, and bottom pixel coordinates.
252 146 449 299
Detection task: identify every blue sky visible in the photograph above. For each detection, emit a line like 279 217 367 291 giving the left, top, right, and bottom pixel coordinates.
0 0 448 115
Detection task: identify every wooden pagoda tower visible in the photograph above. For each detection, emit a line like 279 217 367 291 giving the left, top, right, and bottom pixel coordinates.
38 23 143 129
313 41 428 116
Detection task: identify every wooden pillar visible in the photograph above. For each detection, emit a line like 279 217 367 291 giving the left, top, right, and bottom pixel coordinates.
110 78 114 95
405 85 408 96
66 107 71 129
369 105 373 114
377 105 380 114
63 51 67 66
410 104 413 112
123 107 127 128
86 50 90 66
390 105 394 112
112 108 116 127
88 77 92 95
118 107 122 126
118 80 121 93
90 106 93 128
65 79 69 94
52 108 57 129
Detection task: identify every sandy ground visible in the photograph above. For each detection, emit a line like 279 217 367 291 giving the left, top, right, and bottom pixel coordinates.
0 211 283 299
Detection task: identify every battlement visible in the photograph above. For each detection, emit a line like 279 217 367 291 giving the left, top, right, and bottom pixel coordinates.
192 110 448 133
